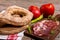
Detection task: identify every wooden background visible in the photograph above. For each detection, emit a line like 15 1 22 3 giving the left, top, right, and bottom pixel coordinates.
0 0 60 40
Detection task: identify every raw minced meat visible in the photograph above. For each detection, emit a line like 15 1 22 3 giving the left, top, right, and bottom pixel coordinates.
32 20 59 36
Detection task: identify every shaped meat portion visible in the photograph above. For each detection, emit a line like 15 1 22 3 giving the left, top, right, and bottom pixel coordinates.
33 20 59 36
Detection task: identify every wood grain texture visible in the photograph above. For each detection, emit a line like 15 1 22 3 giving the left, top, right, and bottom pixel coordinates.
0 0 60 40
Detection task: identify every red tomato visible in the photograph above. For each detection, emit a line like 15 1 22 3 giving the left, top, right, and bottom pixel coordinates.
29 6 41 19
40 3 55 17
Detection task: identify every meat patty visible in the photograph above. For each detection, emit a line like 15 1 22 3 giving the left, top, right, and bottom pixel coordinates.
32 20 59 36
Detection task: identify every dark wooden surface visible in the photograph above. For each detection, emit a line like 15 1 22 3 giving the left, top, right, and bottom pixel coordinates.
0 0 60 40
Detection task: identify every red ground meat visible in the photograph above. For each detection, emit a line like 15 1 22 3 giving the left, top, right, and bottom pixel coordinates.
33 20 59 36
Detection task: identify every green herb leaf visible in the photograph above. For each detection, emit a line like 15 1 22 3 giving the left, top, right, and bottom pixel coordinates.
48 15 53 19
50 30 55 35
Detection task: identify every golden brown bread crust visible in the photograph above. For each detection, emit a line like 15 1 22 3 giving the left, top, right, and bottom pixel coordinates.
0 6 33 34
0 25 28 35
0 6 33 26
